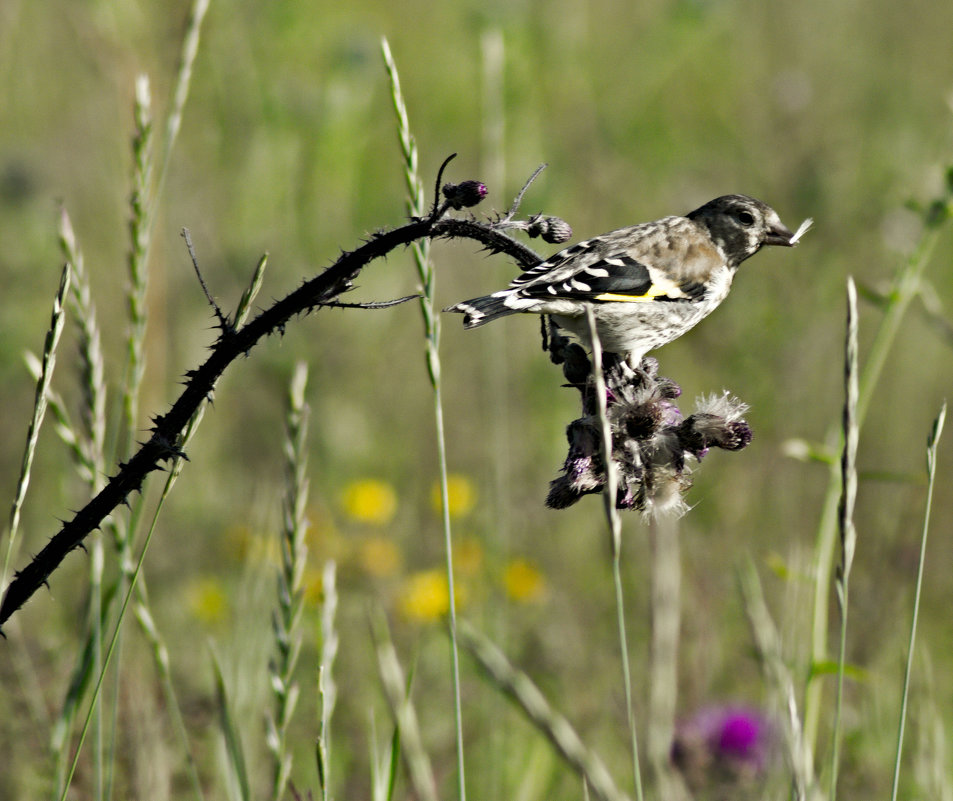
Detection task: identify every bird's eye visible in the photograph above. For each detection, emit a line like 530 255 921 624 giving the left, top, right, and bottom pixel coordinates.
736 210 755 226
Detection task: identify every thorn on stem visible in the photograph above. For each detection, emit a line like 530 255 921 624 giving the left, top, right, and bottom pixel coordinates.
181 228 231 332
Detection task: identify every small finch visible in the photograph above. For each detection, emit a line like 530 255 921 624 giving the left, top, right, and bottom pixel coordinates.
446 195 809 365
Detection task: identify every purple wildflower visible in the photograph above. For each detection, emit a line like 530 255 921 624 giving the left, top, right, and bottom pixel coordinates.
671 705 777 797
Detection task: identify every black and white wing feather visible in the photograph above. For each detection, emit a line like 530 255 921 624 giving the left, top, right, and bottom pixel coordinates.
447 217 721 328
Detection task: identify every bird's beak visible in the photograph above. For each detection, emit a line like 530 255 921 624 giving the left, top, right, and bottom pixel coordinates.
764 221 796 247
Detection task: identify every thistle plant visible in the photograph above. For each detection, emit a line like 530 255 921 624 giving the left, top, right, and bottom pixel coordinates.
545 328 754 516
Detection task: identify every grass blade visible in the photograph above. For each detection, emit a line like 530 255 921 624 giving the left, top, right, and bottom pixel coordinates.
382 35 467 801
646 515 687 801
739 559 814 801
456 618 632 801
371 611 440 801
269 362 311 801
585 307 644 801
58 206 107 486
317 560 339 801
58 202 111 801
829 277 859 799
890 402 946 801
121 74 154 461
804 185 951 753
2 263 71 593
233 254 269 329
122 0 210 458
212 647 252 801
368 707 401 801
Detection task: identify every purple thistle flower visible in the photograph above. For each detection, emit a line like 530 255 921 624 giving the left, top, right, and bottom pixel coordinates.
442 180 487 210
671 705 777 797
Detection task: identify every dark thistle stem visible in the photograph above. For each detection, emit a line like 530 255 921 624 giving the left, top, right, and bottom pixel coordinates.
429 152 458 219
433 217 542 269
0 165 538 627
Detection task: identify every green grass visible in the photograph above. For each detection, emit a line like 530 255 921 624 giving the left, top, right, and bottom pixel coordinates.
1 1 953 799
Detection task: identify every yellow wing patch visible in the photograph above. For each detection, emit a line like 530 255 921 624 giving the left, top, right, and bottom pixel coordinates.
594 272 685 303
593 292 659 302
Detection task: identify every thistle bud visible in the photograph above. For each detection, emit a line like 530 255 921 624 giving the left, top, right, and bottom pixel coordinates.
442 180 487 210
526 215 573 243
540 216 573 244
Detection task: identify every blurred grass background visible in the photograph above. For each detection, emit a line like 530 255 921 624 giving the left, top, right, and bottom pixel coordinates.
1 0 952 798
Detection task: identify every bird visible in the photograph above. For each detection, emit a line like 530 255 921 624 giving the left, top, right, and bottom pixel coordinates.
445 194 805 367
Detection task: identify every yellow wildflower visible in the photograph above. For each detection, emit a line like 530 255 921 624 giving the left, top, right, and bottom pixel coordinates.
342 479 397 526
503 558 547 603
399 569 466 621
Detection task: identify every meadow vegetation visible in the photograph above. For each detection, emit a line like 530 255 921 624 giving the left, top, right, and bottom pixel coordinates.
1 1 952 799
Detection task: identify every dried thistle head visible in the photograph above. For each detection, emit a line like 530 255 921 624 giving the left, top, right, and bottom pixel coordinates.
545 346 753 517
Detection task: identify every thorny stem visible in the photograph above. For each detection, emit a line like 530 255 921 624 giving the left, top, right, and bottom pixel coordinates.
0 197 539 628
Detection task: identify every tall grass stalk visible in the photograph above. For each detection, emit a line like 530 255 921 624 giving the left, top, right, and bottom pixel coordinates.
20 336 97 799
58 204 110 801
585 307 645 801
121 74 154 463
212 647 252 801
381 36 467 801
372 611 440 801
805 193 951 754
57 207 107 488
233 254 269 329
56 444 198 801
829 277 859 800
107 89 155 777
316 560 339 801
158 0 210 207
739 558 813 801
122 0 209 457
457 619 632 801
68 253 224 801
74 12 209 788
368 707 400 801
647 515 687 801
890 402 946 801
2 263 71 593
57 399 212 801
269 362 311 801
121 247 247 800
134 401 210 801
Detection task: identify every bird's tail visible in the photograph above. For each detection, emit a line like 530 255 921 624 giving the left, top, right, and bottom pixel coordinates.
444 293 519 329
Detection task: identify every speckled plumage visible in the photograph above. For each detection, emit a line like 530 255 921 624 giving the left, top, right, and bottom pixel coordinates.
446 194 797 363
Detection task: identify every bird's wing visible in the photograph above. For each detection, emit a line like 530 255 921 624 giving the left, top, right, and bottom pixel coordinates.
503 217 724 303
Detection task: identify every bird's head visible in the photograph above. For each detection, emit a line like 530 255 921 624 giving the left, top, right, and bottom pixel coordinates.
687 194 796 267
